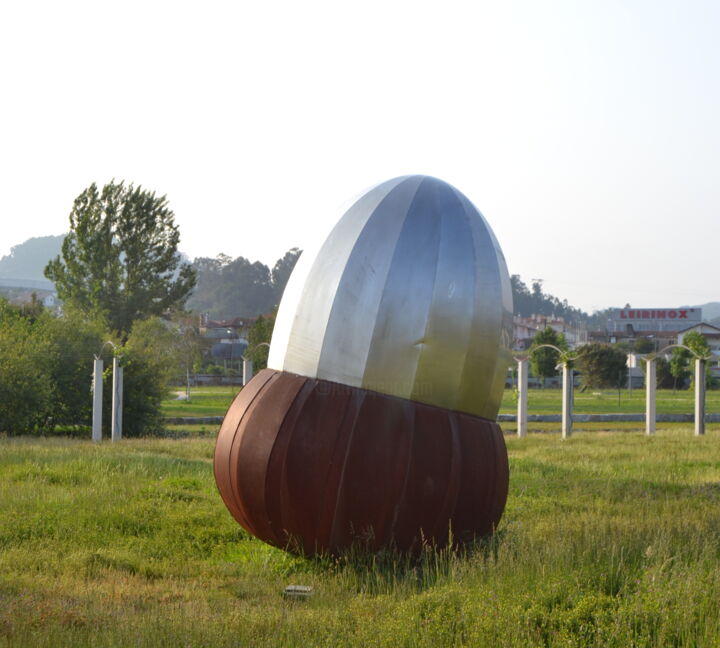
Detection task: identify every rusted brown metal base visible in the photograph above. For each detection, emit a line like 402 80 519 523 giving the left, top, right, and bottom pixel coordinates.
214 369 509 556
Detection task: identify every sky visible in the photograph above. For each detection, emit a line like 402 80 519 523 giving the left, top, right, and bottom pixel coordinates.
1 0 718 314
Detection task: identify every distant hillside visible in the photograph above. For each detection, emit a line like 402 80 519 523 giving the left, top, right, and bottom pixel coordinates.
692 302 720 322
0 235 65 285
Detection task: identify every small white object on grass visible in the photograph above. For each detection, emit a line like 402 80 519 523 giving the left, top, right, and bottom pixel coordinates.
283 585 313 599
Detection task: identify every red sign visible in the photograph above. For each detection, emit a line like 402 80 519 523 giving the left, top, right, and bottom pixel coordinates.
618 309 695 320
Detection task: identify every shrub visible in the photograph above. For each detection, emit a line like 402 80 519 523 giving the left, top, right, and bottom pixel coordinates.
576 344 628 389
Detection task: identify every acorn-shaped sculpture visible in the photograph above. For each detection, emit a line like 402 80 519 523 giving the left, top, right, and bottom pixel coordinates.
214 176 513 555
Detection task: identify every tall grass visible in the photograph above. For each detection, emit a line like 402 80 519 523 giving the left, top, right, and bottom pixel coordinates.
2 431 720 646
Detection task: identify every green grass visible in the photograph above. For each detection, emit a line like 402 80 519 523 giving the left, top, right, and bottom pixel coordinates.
3 431 720 646
162 386 241 418
162 386 720 424
499 387 720 416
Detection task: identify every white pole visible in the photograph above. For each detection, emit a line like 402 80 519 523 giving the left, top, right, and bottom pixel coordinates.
117 365 123 439
517 358 528 438
92 357 103 442
111 357 123 442
243 359 253 386
695 358 705 436
561 363 573 439
645 357 656 436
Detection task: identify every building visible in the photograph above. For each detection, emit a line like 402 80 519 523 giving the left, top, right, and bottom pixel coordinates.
513 314 587 350
603 307 703 351
607 307 702 335
677 322 720 355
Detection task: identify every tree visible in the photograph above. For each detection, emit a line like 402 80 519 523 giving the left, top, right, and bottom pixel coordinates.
187 248 302 319
530 326 568 385
641 355 674 389
683 331 711 358
575 344 628 389
44 181 196 340
271 248 301 302
0 299 56 433
112 317 180 436
246 311 276 371
633 338 655 354
46 311 105 428
682 331 712 389
669 347 692 391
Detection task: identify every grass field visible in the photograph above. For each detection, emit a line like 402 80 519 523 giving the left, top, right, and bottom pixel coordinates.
162 386 720 419
162 387 241 419
161 386 720 437
3 431 720 647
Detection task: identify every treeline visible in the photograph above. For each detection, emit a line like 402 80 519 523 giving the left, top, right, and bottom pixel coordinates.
187 249 301 319
511 275 611 327
511 276 587 323
187 261 596 325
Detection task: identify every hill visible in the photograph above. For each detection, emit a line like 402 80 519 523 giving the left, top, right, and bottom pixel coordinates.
0 234 64 286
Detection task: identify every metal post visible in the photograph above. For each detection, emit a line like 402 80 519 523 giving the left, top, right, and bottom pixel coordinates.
111 357 123 442
695 358 705 436
517 358 528 438
92 357 103 442
645 357 656 436
561 363 573 439
243 358 253 386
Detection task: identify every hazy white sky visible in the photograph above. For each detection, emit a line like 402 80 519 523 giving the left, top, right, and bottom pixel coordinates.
1 0 718 313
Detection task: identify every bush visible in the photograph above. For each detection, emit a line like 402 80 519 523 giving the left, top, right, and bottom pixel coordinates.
0 300 56 432
576 344 628 389
111 317 180 436
0 300 179 436
46 311 105 428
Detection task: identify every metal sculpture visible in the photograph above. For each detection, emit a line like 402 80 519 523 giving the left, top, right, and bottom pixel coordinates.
215 175 513 555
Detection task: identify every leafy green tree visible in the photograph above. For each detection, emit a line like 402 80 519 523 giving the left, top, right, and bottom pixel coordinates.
46 311 105 428
683 331 711 358
0 299 56 433
683 331 713 389
641 355 674 389
246 311 276 371
510 275 587 323
633 338 655 354
669 347 692 391
187 248 301 319
271 248 301 301
575 344 628 389
44 181 196 341
530 326 568 385
109 317 180 436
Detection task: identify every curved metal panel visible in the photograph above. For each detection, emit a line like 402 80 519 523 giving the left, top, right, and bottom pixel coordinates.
317 176 425 386
214 369 509 555
268 176 411 375
268 175 513 420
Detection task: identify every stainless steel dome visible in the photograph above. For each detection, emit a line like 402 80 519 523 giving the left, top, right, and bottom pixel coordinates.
268 175 512 420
